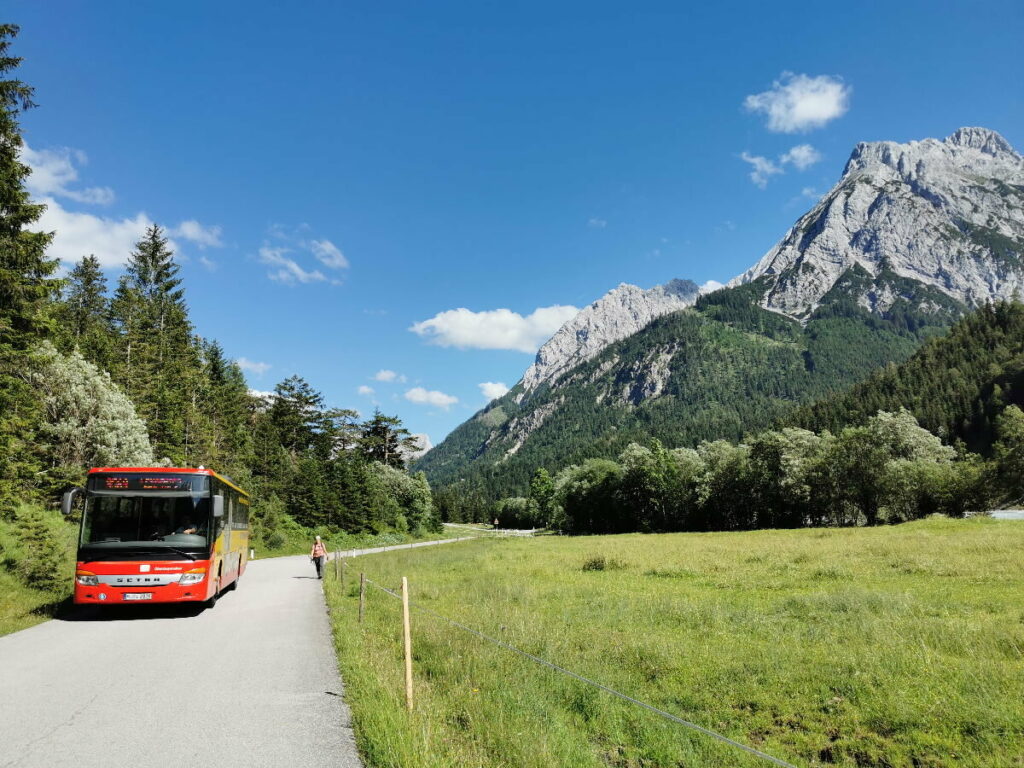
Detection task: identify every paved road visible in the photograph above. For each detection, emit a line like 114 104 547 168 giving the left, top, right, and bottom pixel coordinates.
0 555 361 768
336 535 475 558
991 509 1024 520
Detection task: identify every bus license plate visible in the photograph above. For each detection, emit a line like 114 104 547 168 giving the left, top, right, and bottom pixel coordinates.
123 593 152 601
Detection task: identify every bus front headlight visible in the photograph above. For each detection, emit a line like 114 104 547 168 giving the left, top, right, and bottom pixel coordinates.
76 570 99 586
178 567 207 585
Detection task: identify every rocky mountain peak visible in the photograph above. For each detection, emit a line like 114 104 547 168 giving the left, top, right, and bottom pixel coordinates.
519 278 699 394
735 127 1024 317
945 126 1016 156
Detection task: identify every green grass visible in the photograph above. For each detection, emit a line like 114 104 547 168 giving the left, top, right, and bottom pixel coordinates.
0 505 77 636
324 518 1024 768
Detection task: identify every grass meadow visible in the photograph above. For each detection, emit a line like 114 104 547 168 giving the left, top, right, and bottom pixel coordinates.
324 518 1024 768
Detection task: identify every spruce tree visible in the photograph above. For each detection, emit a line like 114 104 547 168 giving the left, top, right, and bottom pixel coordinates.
0 25 60 509
178 340 255 475
268 375 325 457
359 409 418 468
110 226 198 461
57 254 112 367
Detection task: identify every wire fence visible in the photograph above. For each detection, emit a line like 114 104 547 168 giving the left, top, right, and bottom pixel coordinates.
354 572 800 768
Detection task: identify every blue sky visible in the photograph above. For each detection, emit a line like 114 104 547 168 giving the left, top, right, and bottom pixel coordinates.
8 1 1024 447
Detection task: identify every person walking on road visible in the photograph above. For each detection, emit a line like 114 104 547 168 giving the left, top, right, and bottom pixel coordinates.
310 535 328 579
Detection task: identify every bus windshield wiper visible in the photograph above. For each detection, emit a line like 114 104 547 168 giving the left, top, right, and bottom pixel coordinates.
157 547 198 561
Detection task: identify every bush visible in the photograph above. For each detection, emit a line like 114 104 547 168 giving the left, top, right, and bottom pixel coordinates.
266 531 288 550
581 554 626 572
15 508 66 592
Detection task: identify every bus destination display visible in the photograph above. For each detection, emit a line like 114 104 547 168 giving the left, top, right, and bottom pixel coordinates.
90 474 208 492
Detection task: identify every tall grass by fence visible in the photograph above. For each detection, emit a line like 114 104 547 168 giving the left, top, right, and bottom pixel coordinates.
340 563 799 767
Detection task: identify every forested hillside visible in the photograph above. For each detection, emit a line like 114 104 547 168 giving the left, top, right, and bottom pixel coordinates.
0 24 438 598
420 270 962 503
788 301 1024 453
477 301 1024 533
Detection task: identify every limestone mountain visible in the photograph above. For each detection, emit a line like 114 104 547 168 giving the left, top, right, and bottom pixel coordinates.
519 278 700 394
417 128 1024 499
733 127 1024 316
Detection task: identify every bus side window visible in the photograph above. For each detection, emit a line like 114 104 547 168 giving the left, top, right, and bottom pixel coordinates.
214 481 226 537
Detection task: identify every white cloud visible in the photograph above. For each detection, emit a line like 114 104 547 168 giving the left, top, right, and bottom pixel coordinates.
373 369 403 382
410 304 580 353
236 357 271 376
780 144 822 171
22 144 115 205
37 196 154 267
248 388 276 401
172 220 224 249
358 385 375 396
801 186 819 199
199 256 218 271
740 152 782 189
310 239 349 269
744 72 851 133
256 228 347 285
699 280 724 294
479 381 510 401
259 245 327 285
404 387 459 410
23 144 223 267
740 143 823 188
587 217 607 229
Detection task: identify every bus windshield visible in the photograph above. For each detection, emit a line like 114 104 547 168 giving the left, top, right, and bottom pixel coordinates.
81 494 211 550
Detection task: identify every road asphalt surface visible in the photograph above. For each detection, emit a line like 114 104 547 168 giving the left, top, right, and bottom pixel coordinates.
0 554 361 768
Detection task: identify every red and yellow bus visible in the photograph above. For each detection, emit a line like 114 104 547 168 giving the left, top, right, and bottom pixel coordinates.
62 467 250 606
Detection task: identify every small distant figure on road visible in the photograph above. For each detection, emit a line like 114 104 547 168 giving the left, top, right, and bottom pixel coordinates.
310 535 328 579
493 518 499 529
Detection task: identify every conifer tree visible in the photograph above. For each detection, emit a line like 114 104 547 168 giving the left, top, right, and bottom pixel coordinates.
0 25 60 509
268 375 325 457
359 409 418 468
110 226 198 460
57 255 112 367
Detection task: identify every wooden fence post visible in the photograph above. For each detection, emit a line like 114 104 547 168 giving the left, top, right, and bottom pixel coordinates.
340 559 346 590
358 572 366 623
334 551 340 579
402 576 413 711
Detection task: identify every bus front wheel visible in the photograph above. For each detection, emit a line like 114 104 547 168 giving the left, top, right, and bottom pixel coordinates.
205 576 221 608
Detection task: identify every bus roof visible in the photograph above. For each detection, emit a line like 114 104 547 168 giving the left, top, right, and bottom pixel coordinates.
88 467 249 497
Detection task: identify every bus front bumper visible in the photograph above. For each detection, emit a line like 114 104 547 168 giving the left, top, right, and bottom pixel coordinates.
73 561 213 604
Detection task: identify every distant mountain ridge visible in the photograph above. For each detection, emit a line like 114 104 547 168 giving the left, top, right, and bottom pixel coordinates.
418 128 1024 498
519 278 700 395
733 127 1024 316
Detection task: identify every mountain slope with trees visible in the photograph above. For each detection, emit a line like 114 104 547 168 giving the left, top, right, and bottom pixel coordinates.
421 127 1024 502
419 273 961 501
788 300 1024 454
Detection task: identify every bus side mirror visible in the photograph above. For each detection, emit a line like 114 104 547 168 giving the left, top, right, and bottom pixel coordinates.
61 487 83 516
212 495 225 518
